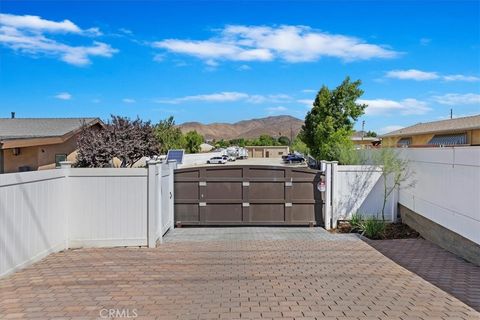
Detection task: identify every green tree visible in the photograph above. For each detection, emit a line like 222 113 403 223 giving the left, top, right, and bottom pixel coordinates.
365 130 378 137
215 139 229 148
290 136 309 154
301 77 367 161
257 135 279 146
154 116 185 154
277 136 290 146
184 130 204 153
229 138 246 147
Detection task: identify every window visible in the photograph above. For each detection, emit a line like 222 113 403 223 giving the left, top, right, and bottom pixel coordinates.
428 133 467 146
55 154 67 167
278 152 283 155
397 137 411 147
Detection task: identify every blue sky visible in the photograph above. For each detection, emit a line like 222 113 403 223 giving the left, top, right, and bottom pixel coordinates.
0 0 479 134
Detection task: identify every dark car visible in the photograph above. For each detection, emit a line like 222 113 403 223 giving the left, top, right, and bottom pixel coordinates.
283 153 305 163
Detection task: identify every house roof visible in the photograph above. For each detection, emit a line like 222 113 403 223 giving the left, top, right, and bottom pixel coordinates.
0 118 101 140
381 114 480 138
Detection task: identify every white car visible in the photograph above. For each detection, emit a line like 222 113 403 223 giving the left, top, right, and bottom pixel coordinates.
207 156 227 164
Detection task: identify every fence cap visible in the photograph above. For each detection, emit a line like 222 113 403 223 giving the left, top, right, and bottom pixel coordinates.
146 159 160 165
59 161 72 169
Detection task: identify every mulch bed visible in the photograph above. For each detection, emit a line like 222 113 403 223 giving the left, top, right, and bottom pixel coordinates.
334 221 420 240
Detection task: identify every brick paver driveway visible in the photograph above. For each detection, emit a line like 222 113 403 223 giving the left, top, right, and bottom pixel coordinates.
1 227 479 320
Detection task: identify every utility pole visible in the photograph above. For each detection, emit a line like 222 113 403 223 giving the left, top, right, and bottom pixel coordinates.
450 108 453 119
361 120 365 140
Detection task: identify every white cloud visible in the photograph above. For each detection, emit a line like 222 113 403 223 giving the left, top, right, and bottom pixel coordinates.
238 64 251 71
378 125 405 134
156 92 248 104
122 98 136 104
386 69 439 81
153 39 273 62
118 28 133 35
153 53 165 62
55 92 72 100
442 74 480 82
297 99 314 108
301 89 316 93
386 69 479 82
420 38 431 46
92 98 101 103
432 93 480 105
153 25 399 65
0 13 81 33
0 13 116 65
156 92 292 105
266 106 288 114
359 98 431 115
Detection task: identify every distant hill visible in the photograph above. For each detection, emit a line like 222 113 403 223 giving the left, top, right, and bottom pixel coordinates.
178 115 304 141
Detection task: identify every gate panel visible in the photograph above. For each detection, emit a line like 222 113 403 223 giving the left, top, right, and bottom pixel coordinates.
250 204 285 222
249 182 284 199
205 204 243 223
174 165 322 226
206 182 242 200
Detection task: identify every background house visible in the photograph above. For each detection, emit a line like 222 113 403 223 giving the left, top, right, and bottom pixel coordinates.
246 145 290 158
381 114 480 147
351 131 381 149
0 116 102 173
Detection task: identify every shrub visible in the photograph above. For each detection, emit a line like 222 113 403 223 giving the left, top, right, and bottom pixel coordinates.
360 218 385 239
350 212 363 230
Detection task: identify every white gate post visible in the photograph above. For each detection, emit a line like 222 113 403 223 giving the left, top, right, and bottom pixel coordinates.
156 163 163 244
168 160 177 230
147 160 159 248
323 161 332 230
331 161 338 229
59 161 72 249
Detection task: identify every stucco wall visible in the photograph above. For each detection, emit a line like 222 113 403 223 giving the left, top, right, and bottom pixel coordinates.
3 134 79 173
246 146 289 158
383 129 478 147
3 145 38 173
471 129 480 145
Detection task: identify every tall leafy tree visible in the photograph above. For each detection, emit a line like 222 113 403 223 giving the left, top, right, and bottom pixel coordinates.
76 123 115 168
154 116 185 154
301 77 367 160
76 115 159 168
184 130 203 153
277 136 291 146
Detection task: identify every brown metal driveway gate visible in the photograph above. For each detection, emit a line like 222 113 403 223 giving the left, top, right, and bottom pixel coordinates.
174 165 323 226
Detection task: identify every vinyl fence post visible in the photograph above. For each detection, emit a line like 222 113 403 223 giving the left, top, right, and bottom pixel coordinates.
324 162 332 230
168 160 177 230
147 160 159 248
156 163 163 244
331 161 339 229
59 161 72 249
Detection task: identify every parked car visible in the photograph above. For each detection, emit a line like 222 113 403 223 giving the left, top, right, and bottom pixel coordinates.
283 153 305 163
207 156 227 164
227 155 236 161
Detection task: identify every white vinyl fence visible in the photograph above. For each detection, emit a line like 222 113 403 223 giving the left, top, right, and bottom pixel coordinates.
398 147 480 245
0 161 175 277
0 170 68 278
322 162 395 229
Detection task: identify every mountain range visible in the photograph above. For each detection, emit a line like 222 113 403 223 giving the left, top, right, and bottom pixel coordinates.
178 115 304 141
